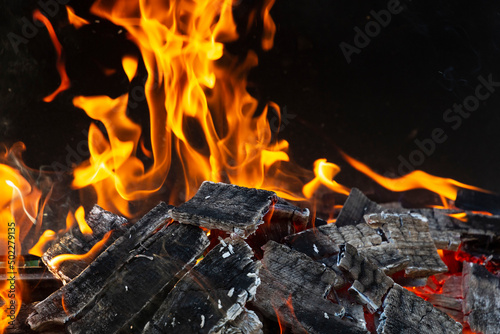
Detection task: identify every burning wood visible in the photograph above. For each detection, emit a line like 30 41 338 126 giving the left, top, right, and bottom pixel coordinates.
170 181 277 238
462 262 500 334
378 284 462 334
41 205 128 283
364 212 448 277
143 238 260 334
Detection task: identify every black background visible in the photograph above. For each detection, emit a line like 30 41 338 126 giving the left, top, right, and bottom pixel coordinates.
1 0 500 198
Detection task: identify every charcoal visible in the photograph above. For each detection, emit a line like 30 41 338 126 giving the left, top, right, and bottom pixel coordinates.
252 241 367 334
27 203 173 331
335 188 383 227
169 181 277 237
378 284 462 334
358 243 410 276
455 188 500 215
364 212 448 277
220 309 263 334
41 205 128 283
142 238 260 334
462 262 500 334
66 223 209 334
337 243 394 313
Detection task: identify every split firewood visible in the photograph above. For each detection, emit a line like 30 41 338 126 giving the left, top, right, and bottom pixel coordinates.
337 243 394 313
41 205 128 283
27 203 175 331
142 238 260 334
335 188 383 227
462 262 500 334
284 223 409 275
170 181 277 237
220 309 263 334
378 284 462 334
364 212 448 277
252 241 367 334
67 223 209 334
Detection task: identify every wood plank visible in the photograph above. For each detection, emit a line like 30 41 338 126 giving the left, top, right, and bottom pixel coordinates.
66 223 209 334
335 188 383 227
27 203 173 331
462 262 500 334
170 181 277 237
364 212 448 277
142 238 261 334
252 241 367 334
378 284 462 334
41 205 128 283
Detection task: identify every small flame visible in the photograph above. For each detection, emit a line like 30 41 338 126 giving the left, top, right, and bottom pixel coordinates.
33 10 70 102
341 152 489 201
447 212 468 222
47 231 112 271
29 230 56 257
74 206 93 235
66 6 90 29
302 159 350 198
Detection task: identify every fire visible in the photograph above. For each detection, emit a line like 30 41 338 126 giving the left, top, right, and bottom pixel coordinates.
74 206 93 235
33 10 70 103
303 159 350 198
29 230 57 257
66 6 90 29
341 152 489 201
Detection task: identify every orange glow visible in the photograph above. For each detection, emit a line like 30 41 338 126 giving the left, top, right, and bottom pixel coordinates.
302 159 350 198
33 10 70 103
341 152 489 201
74 206 93 235
448 212 468 223
47 231 112 271
28 230 56 257
66 6 90 29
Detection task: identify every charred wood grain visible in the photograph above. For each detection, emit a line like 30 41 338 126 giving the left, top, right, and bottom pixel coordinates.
462 262 500 334
335 188 383 227
377 284 462 334
252 241 367 334
364 212 448 277
170 181 277 238
337 243 394 313
41 205 128 283
220 309 263 334
27 203 172 331
357 243 409 276
66 223 209 334
142 238 260 334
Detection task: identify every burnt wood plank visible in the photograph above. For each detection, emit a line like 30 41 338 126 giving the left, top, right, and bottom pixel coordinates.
364 212 448 277
41 205 128 283
377 284 462 334
252 241 367 334
170 181 277 237
337 243 394 313
335 188 383 227
66 223 209 334
455 188 500 215
27 203 172 331
462 262 500 334
142 238 260 334
220 309 263 334
357 243 409 276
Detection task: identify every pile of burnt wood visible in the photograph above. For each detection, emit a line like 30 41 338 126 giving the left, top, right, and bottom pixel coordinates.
16 182 500 333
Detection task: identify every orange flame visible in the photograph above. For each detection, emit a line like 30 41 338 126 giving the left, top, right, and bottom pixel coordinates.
66 6 90 29
302 159 350 198
33 10 70 103
341 152 489 201
28 230 56 257
47 231 112 271
74 206 93 235
447 212 468 223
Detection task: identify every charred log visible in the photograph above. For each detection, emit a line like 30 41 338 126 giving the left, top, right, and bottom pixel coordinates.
335 188 383 227
41 205 128 283
455 188 500 215
220 309 263 334
170 181 277 238
377 284 462 334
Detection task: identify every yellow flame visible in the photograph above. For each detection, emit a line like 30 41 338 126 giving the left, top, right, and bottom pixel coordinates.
29 230 57 257
302 159 350 198
341 152 489 201
75 206 93 235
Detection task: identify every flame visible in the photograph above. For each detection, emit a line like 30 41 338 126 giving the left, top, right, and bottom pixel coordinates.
33 10 70 103
302 159 350 198
66 6 90 29
29 230 57 257
47 231 112 271
74 206 93 235
448 212 468 222
341 152 489 201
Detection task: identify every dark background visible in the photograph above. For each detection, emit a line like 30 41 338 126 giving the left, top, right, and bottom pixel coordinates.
1 0 500 198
